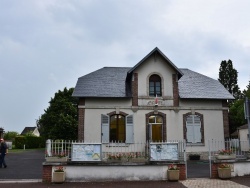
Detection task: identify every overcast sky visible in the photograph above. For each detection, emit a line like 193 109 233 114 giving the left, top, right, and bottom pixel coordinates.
1 0 250 133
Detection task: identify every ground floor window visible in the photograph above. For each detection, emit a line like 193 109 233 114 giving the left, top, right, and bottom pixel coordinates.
184 113 204 144
110 114 125 142
101 113 134 143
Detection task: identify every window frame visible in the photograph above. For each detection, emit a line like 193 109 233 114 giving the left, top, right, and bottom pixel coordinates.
101 112 134 144
149 74 162 97
183 112 204 145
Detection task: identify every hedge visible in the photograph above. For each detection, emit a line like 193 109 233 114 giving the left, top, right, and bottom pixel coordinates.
15 136 45 149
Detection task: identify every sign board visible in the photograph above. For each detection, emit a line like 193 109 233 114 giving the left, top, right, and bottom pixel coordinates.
71 143 102 162
150 142 178 161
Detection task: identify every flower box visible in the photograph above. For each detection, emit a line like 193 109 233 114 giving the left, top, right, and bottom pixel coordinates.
129 158 147 163
167 170 179 181
216 154 236 160
52 172 65 183
46 156 68 162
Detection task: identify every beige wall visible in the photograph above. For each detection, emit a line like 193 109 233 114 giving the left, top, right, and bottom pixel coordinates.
134 55 176 98
83 105 225 152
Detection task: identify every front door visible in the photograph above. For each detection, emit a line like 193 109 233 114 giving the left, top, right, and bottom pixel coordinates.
149 115 163 142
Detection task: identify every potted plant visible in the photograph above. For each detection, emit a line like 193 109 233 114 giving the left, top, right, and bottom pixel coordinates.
167 164 179 181
52 166 65 183
46 151 68 162
216 149 236 160
217 163 231 179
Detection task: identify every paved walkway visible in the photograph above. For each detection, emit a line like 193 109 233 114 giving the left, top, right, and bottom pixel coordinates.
1 149 250 187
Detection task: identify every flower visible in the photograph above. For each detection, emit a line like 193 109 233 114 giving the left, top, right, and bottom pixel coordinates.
46 151 67 158
54 166 65 172
168 164 179 170
218 149 233 155
218 163 231 169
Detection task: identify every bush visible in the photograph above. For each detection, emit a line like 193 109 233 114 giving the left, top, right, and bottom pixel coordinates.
14 136 45 149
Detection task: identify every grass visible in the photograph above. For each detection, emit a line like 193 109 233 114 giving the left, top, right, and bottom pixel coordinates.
9 148 45 153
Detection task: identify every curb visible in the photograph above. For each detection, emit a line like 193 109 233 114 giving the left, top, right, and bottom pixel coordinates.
0 179 42 183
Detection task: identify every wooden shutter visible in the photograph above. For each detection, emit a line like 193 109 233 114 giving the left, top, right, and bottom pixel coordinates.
126 115 134 143
193 115 201 143
186 115 201 143
101 114 109 143
186 116 194 143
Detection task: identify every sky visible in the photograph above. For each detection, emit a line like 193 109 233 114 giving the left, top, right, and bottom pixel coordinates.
1 0 250 134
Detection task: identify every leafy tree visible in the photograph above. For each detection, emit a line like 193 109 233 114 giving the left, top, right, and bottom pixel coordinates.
4 131 19 141
228 81 250 134
218 59 242 101
37 87 78 140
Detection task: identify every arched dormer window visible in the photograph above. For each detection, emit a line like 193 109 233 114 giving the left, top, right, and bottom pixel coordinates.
149 74 162 97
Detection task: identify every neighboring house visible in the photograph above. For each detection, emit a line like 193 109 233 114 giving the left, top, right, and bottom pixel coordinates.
21 127 40 137
72 47 234 153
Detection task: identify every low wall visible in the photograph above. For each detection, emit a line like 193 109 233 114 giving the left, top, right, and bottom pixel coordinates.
43 163 186 183
211 161 250 178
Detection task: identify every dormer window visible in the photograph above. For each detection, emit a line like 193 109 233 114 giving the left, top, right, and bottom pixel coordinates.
149 74 162 97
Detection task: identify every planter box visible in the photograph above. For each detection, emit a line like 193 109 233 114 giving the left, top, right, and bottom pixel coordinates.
216 154 236 160
189 155 200 160
167 170 179 181
46 157 68 162
129 158 147 163
218 168 231 179
52 172 65 183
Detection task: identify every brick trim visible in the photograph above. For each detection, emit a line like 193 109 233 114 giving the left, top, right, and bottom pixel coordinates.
132 73 138 106
42 165 52 183
78 98 85 141
172 74 179 107
108 111 128 116
177 164 187 180
223 110 229 139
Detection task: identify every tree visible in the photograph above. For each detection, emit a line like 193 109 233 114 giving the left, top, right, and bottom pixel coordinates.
37 87 78 140
218 59 242 101
228 80 250 134
4 131 19 141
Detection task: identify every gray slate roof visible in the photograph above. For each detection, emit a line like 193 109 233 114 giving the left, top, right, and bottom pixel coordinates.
178 69 234 99
21 127 37 135
72 67 132 97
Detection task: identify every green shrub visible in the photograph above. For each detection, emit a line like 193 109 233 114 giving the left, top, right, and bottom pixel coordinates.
14 136 45 149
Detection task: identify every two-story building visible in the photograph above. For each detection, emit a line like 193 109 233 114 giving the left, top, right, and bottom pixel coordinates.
72 47 234 154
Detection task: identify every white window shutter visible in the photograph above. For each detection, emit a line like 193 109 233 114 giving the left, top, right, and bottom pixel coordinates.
186 125 194 143
126 115 134 143
101 114 109 143
194 116 201 143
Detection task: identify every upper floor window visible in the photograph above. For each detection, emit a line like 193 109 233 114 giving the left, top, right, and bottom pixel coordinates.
149 74 162 97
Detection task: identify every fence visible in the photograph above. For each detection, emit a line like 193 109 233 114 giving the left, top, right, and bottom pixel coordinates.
45 139 186 162
209 139 250 160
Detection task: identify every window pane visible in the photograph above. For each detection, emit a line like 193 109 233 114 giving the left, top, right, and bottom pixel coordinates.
149 116 155 123
110 115 125 142
152 124 162 142
156 116 163 123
